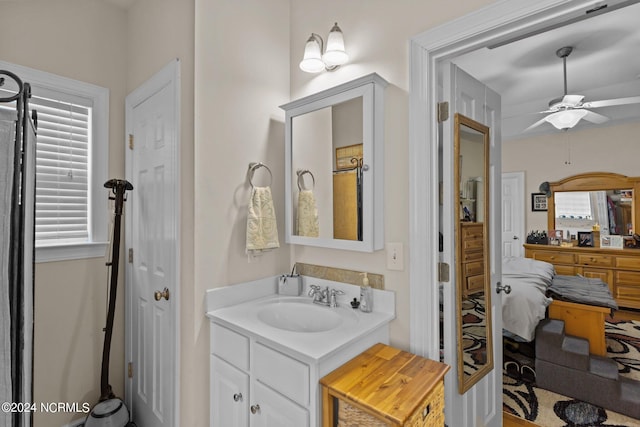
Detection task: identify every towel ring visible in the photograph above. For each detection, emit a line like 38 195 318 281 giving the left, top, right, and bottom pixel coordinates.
296 169 315 191
248 162 273 188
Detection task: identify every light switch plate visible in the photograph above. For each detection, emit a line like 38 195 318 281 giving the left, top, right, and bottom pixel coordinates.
386 242 404 271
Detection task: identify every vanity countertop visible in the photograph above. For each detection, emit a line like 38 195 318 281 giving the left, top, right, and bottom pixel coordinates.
205 276 395 363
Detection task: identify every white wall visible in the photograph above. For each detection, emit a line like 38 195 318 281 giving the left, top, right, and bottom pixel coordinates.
288 0 495 351
503 121 640 233
0 1 128 425
193 0 290 425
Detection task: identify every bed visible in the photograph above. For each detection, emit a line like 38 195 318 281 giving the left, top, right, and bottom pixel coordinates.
501 257 618 348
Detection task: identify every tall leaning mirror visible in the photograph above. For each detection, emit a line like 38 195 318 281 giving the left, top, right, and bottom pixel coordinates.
280 73 388 252
454 113 493 394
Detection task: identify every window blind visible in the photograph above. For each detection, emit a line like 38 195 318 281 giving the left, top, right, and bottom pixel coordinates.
32 94 91 244
555 191 593 219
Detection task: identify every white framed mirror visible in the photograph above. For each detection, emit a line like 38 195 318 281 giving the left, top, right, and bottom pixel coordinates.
280 73 388 252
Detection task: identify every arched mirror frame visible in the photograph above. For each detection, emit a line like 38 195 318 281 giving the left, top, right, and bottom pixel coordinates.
546 172 640 233
454 113 493 393
280 73 388 252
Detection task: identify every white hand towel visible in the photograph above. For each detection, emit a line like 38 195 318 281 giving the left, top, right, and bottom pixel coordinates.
246 186 279 254
297 189 319 237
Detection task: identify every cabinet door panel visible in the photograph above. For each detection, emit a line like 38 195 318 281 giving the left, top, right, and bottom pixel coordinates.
211 355 249 427
251 381 309 427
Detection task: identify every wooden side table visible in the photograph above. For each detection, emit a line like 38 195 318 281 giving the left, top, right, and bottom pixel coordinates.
320 343 450 427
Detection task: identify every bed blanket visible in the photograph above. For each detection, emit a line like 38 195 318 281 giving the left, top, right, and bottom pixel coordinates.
549 275 618 310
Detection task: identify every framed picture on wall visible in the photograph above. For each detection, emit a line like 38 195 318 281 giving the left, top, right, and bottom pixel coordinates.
531 192 548 212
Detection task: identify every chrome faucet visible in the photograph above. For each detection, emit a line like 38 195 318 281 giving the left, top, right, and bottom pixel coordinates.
308 285 344 307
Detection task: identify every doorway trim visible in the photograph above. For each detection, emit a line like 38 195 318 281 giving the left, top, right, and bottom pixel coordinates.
408 0 604 356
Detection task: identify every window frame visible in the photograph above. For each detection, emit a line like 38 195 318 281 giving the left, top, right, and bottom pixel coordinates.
0 60 109 262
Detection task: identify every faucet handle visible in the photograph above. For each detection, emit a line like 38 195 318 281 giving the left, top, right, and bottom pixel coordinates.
329 289 345 307
308 284 321 296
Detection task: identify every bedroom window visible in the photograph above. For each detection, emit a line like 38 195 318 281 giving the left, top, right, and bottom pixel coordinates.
555 191 593 219
0 60 109 262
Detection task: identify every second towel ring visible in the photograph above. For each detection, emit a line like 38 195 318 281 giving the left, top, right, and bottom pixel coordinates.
297 169 315 191
248 162 273 188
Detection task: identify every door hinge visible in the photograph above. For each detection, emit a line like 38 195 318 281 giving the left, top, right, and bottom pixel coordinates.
128 248 133 263
438 262 450 282
128 362 134 378
437 102 449 122
129 134 134 150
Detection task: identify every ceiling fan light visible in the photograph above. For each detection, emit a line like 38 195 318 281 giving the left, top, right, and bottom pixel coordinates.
544 109 588 129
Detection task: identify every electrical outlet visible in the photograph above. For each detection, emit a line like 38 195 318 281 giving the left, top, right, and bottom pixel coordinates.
386 242 404 271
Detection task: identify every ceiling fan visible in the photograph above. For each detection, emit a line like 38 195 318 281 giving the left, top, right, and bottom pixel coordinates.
524 46 640 131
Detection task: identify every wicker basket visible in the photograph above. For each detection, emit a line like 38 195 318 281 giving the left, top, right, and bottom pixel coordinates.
337 381 445 427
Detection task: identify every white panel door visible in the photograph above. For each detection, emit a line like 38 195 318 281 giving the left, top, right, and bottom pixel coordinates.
211 356 248 427
502 172 525 257
441 62 502 427
125 60 180 427
251 382 309 427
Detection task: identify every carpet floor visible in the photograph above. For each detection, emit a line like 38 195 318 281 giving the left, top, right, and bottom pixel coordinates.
503 318 640 426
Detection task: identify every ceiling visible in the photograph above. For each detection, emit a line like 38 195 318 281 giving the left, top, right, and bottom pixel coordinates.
453 1 640 141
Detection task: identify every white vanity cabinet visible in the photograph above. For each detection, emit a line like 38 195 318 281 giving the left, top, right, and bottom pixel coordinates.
210 322 311 427
205 277 396 427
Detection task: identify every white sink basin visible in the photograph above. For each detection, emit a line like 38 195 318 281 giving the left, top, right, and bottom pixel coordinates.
257 298 353 333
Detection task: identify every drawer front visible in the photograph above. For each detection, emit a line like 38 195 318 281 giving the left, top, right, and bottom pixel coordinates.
614 271 640 308
463 239 484 251
462 225 483 239
464 261 484 276
466 275 484 293
531 251 575 265
254 342 310 406
462 249 483 262
582 268 613 287
210 322 250 371
554 265 578 276
616 256 640 270
577 254 613 267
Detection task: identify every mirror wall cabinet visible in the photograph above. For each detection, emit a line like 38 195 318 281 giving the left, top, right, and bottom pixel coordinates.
454 113 493 394
280 73 388 252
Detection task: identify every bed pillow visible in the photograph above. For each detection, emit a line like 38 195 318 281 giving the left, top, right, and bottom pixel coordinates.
502 256 555 287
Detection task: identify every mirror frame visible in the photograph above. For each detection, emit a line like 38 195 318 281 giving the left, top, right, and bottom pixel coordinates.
546 172 640 233
280 73 388 252
454 113 493 394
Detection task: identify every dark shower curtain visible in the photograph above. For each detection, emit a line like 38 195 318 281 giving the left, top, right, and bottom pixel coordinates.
1 70 36 427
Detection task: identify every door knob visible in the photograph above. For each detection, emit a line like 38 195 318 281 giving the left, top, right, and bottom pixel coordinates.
513 236 519 240
154 287 170 301
233 393 243 402
250 404 260 414
496 282 511 294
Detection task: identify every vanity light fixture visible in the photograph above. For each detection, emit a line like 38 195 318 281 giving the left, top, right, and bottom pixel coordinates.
299 22 349 73
544 109 588 130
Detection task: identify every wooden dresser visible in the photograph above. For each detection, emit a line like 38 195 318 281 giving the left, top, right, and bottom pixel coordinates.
460 222 484 297
320 343 450 427
524 243 640 309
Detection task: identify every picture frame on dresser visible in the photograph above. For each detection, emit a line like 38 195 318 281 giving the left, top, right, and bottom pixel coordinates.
532 192 548 211
578 231 593 247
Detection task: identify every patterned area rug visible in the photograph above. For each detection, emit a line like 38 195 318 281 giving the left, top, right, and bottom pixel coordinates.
504 319 640 426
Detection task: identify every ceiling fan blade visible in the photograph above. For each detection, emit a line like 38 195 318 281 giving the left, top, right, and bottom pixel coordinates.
581 110 609 124
582 96 640 109
523 117 549 132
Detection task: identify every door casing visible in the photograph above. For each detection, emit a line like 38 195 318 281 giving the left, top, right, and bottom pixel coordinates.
408 0 607 422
